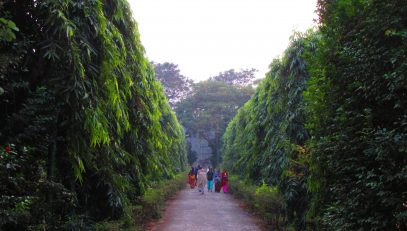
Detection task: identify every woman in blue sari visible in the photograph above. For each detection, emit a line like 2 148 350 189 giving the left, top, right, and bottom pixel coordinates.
207 168 214 192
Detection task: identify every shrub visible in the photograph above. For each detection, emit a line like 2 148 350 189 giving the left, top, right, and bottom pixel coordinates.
93 172 187 230
229 175 287 230
254 182 286 227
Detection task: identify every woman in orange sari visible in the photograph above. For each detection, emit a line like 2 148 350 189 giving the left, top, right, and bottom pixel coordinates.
221 170 229 193
188 167 196 188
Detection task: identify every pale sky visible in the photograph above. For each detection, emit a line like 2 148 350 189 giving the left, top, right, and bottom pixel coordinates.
129 0 318 82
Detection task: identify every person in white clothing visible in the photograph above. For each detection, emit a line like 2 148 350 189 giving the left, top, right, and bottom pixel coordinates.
196 166 207 195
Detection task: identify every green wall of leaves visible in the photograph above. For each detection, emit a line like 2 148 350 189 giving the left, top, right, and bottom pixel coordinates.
222 0 407 230
222 31 316 229
0 0 186 229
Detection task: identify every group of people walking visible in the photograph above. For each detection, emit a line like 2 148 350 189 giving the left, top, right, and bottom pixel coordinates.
188 165 229 194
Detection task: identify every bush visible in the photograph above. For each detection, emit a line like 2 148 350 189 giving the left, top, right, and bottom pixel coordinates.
229 175 287 230
255 182 286 228
93 172 187 230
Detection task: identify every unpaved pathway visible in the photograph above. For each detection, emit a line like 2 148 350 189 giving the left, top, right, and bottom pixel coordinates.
149 186 264 231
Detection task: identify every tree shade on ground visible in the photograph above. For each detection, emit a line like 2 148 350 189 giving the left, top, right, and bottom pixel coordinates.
0 0 186 229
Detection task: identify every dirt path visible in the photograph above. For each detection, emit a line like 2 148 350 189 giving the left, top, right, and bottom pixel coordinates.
149 186 264 231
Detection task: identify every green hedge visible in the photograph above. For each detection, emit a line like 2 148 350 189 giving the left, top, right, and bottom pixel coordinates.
0 0 187 229
228 175 291 230
222 31 316 229
94 172 187 231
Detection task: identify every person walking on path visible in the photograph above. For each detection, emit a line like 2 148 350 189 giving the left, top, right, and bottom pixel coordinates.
150 185 264 231
188 166 196 188
221 169 229 193
194 165 200 185
214 169 222 192
196 166 207 194
206 167 214 192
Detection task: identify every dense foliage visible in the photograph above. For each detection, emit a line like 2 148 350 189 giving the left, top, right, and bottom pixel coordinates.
176 80 254 166
222 32 316 229
223 0 407 230
228 175 287 230
93 172 187 231
0 0 186 229
305 0 407 229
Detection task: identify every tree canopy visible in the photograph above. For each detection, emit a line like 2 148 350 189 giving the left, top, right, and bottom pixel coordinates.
209 68 258 87
177 80 254 166
152 62 193 108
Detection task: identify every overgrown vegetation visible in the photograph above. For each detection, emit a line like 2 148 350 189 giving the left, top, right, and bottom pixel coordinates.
228 175 288 230
0 0 186 229
222 31 316 229
305 0 407 229
223 0 407 230
93 172 187 231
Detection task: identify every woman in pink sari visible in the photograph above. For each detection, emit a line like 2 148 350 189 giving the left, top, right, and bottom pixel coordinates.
221 170 229 193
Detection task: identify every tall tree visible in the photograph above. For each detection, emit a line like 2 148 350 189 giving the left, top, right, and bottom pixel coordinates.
153 62 193 108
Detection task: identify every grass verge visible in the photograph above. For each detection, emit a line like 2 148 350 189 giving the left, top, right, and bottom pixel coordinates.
93 172 187 231
228 175 294 231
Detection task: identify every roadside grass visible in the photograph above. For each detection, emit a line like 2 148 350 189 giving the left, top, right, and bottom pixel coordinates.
93 172 187 231
228 175 294 231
